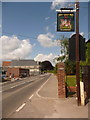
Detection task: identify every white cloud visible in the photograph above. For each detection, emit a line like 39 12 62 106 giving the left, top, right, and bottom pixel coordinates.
70 32 84 37
46 26 49 31
51 0 67 10
51 0 74 10
34 53 58 66
45 17 50 20
37 33 57 47
80 32 84 37
1 35 33 60
0 24 2 28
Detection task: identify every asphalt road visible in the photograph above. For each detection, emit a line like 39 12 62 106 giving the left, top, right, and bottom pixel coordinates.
2 73 51 118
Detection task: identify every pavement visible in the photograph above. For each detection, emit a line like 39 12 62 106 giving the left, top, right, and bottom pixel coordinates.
9 74 88 118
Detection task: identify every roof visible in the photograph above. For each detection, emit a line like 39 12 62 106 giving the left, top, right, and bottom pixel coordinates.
2 61 11 67
11 60 38 66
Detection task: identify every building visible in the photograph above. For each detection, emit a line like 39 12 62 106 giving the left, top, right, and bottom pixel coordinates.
2 60 40 76
11 60 40 75
2 61 11 72
7 68 29 78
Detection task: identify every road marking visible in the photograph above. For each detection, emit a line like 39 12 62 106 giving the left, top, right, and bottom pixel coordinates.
10 77 39 89
11 82 26 88
16 103 26 112
36 74 58 100
0 91 2 93
36 75 50 96
11 85 18 88
11 76 45 89
29 94 34 100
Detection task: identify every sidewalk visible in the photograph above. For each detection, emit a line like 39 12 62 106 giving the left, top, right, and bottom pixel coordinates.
9 74 88 118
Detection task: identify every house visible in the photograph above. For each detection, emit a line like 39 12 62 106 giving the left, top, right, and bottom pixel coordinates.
2 61 11 72
11 60 40 75
2 60 40 76
7 68 29 78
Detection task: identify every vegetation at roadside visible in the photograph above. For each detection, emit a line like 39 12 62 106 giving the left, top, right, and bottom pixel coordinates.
80 42 90 66
55 35 76 75
54 36 90 75
46 70 57 74
66 75 76 87
41 37 90 85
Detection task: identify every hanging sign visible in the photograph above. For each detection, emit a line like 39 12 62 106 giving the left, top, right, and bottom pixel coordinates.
57 12 75 32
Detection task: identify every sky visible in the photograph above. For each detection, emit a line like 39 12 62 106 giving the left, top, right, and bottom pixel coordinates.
0 1 89 66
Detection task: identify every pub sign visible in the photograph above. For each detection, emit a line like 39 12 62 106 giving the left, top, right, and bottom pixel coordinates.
57 12 75 32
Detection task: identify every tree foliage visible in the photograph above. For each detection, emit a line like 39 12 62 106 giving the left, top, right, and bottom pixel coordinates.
57 35 76 75
80 42 90 66
40 61 54 73
56 36 90 75
86 42 90 64
57 36 69 62
65 60 76 75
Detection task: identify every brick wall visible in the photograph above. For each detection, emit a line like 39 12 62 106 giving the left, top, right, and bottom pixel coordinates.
57 62 66 98
7 68 19 78
7 68 30 78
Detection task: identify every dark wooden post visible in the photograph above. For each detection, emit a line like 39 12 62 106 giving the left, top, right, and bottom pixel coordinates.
76 1 81 106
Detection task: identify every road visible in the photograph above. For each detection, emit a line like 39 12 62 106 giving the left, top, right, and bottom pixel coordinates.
1 73 51 118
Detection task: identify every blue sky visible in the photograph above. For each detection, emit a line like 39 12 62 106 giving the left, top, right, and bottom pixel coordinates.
1 2 89 65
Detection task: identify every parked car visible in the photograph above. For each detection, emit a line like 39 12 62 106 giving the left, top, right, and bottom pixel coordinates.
2 74 6 79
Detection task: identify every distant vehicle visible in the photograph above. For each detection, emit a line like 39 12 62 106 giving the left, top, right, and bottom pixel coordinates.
2 71 7 80
2 74 6 79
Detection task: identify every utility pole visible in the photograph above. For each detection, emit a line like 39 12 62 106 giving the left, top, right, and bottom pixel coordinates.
76 1 81 106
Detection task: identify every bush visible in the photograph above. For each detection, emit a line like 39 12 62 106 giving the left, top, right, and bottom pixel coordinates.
65 60 76 75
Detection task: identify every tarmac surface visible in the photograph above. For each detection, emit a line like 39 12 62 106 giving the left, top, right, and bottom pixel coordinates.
8 74 88 118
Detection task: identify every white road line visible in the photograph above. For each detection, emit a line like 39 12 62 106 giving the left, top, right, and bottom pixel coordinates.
11 77 45 89
36 76 50 96
11 82 26 88
36 75 58 100
11 85 18 88
16 103 26 112
29 94 34 100
10 80 33 89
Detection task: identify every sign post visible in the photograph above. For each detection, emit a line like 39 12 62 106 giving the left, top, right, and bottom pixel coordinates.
76 1 81 106
56 0 81 106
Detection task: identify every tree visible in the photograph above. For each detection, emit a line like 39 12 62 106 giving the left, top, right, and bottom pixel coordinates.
57 35 76 75
65 60 76 75
80 41 90 66
40 61 54 73
86 42 90 64
57 35 69 62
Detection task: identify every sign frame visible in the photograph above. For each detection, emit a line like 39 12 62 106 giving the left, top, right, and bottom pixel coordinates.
57 12 75 32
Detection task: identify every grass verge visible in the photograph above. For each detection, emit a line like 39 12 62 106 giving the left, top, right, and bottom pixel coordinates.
66 75 76 87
